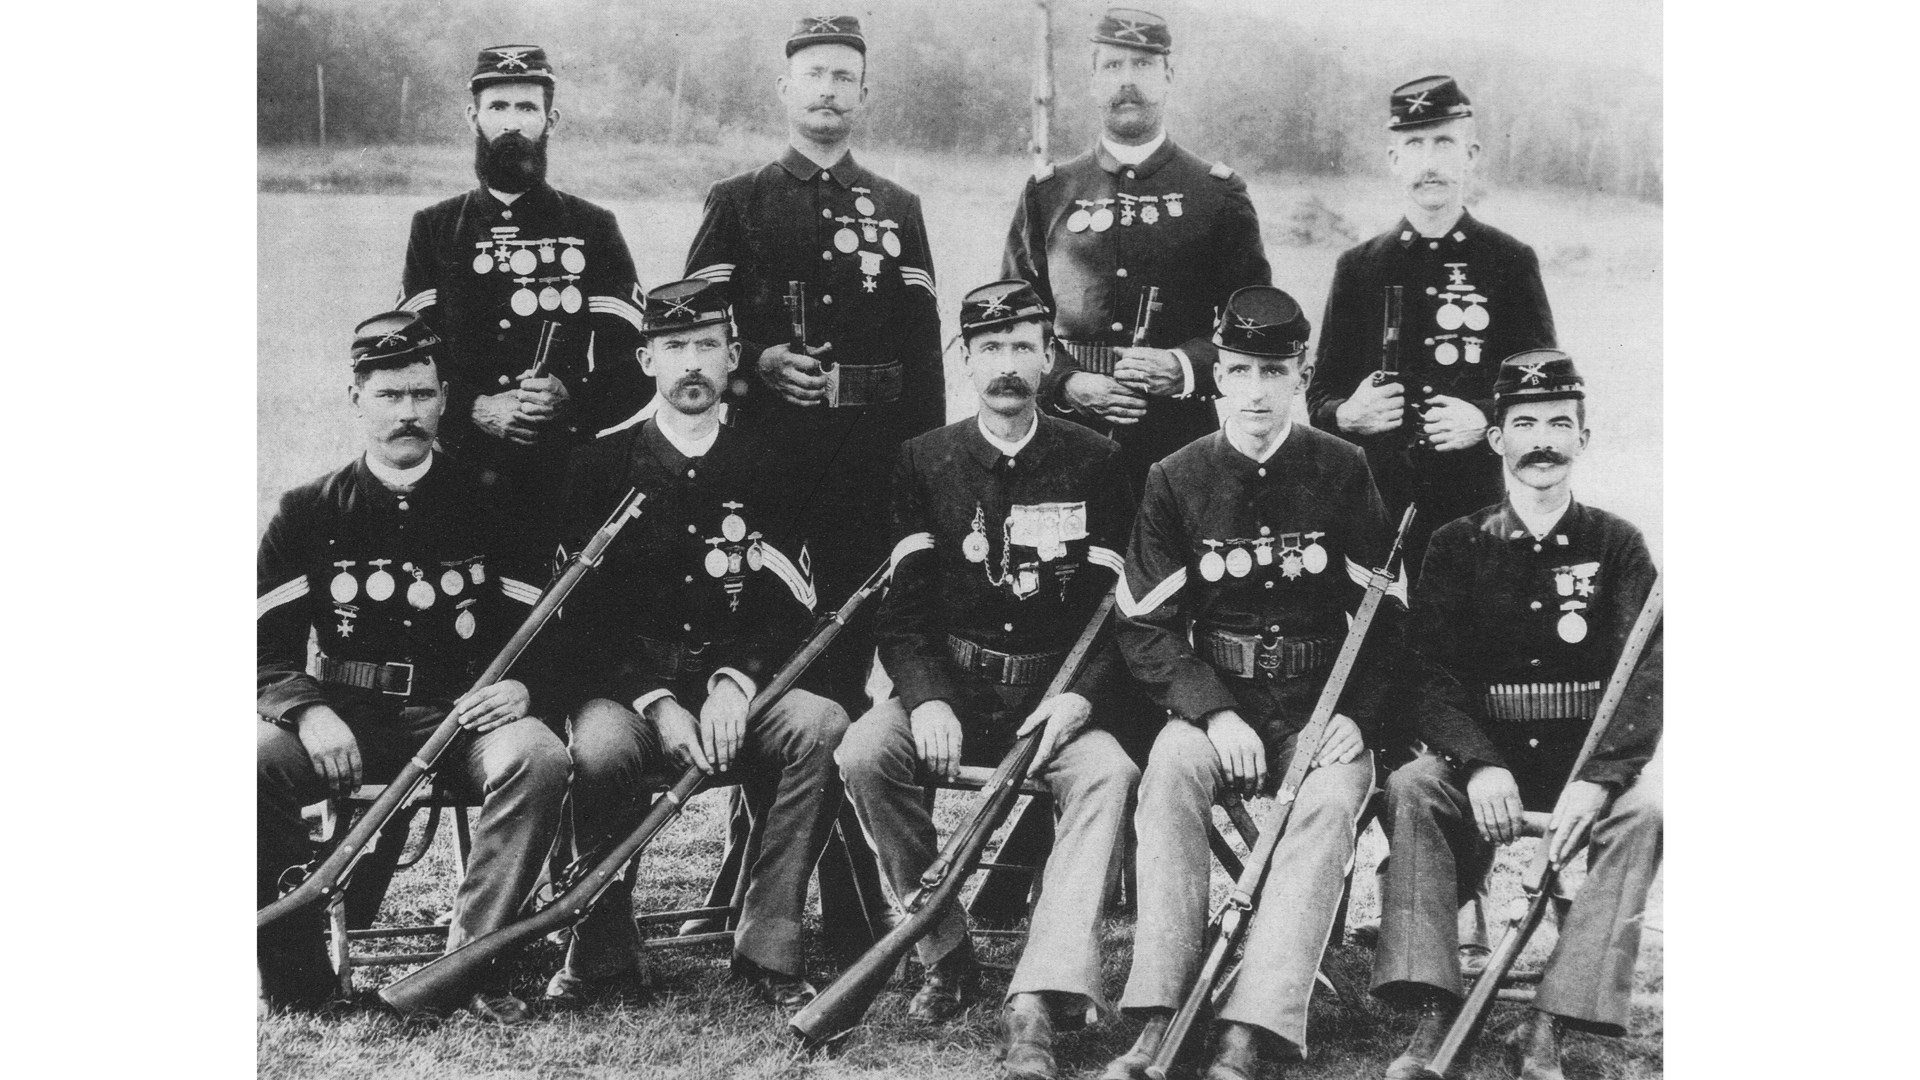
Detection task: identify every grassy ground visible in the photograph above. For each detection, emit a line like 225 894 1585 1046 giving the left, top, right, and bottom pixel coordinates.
258 141 1662 1077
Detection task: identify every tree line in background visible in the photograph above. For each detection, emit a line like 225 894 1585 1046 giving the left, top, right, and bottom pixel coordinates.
258 0 1661 202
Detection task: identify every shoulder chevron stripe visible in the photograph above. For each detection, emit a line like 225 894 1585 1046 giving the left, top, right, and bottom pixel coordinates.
397 288 437 312
1086 545 1126 576
257 576 310 619
1344 556 1409 606
1116 567 1187 619
588 295 645 333
889 532 934 572
500 577 544 606
757 541 817 610
689 263 735 283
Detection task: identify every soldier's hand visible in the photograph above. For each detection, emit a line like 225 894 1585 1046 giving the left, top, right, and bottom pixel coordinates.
699 678 750 774
514 372 571 423
1334 378 1406 436
1205 709 1268 796
1546 779 1612 868
1063 372 1148 425
1421 395 1489 452
472 392 542 445
1112 347 1185 398
1017 691 1092 770
1466 765 1526 844
1314 713 1366 767
910 700 965 781
757 343 834 406
450 679 530 733
294 705 363 794
649 697 713 774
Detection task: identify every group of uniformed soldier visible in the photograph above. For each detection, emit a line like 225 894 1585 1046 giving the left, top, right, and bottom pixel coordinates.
258 10 1662 1080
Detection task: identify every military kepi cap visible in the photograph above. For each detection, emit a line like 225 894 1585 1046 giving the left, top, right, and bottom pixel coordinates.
470 45 555 92
1389 75 1472 130
351 311 442 373
960 280 1051 338
787 15 865 56
1212 286 1309 359
1492 349 1585 408
1092 7 1171 54
642 279 732 337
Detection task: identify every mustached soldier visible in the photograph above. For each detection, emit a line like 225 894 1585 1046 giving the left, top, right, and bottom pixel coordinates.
545 280 848 1011
1372 351 1661 1080
256 312 570 1023
397 45 647 552
837 281 1139 1079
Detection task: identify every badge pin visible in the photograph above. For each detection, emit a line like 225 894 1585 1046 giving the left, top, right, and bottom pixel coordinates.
1446 262 1470 289
1117 193 1137 226
510 248 538 275
1013 564 1040 599
1254 538 1274 566
470 561 487 585
1165 193 1184 217
1302 532 1328 574
1141 203 1160 225
1199 541 1227 582
538 242 556 264
329 560 359 603
1463 337 1482 364
365 559 396 601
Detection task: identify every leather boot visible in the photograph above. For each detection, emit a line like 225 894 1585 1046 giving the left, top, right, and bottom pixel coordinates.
1384 994 1458 1079
907 937 978 1021
1099 1013 1171 1080
997 993 1057 1079
1204 1021 1263 1080
1510 1009 1566 1080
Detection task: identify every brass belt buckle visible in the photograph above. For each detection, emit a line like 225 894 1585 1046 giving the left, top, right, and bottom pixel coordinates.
979 649 1007 683
1255 633 1283 678
380 661 415 697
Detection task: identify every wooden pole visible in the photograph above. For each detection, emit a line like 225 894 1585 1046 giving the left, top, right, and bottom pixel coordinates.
399 74 410 138
669 50 686 143
316 63 327 148
1030 0 1053 173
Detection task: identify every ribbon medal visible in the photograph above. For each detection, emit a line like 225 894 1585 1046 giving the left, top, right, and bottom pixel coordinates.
560 276 583 313
1117 192 1138 226
511 278 539 316
469 560 487 585
704 540 730 578
1557 600 1589 643
1461 293 1490 331
1462 337 1483 364
880 220 902 258
365 559 396 602
858 250 884 292
329 560 359 603
472 242 495 275
834 216 860 253
853 189 877 217
509 246 538 276
721 502 748 543
858 217 881 244
1429 332 1460 366
1164 193 1185 217
1089 199 1116 232
559 238 586 274
538 282 562 311
1225 545 1253 578
334 604 358 638
1199 540 1227 582
455 599 478 640
1066 200 1093 233
745 534 765 572
439 567 465 597
1302 531 1328 574
1277 533 1304 579
1139 195 1160 224
1253 537 1274 566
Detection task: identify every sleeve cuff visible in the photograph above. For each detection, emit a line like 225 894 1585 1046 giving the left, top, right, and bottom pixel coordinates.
1173 349 1194 399
707 668 757 704
632 688 676 716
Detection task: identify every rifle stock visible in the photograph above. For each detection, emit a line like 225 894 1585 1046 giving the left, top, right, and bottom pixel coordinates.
256 489 647 932
788 590 1118 1049
380 558 892 1014
1419 574 1663 1079
1144 505 1417 1080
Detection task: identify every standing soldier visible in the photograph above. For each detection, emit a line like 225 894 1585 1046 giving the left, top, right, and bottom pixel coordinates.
256 312 571 1023
543 280 850 1012
1307 75 1556 580
684 15 943 714
1105 287 1400 1080
836 281 1139 1080
1372 351 1661 1080
1003 7 1271 494
396 45 647 552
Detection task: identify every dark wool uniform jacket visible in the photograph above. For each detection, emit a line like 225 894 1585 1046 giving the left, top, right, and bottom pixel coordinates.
1116 425 1403 743
1002 139 1271 480
877 415 1135 723
1409 498 1660 793
399 183 647 472
256 454 548 721
1307 211 1555 526
551 418 816 713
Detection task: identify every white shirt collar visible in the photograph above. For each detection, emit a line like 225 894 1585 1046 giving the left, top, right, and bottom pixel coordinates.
1509 490 1573 539
1102 130 1166 165
1227 420 1291 464
977 410 1039 459
655 418 720 460
365 450 433 491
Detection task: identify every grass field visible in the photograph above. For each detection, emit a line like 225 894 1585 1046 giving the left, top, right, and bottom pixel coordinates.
258 140 1662 1078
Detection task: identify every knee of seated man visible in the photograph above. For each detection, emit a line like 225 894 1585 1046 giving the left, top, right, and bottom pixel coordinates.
1384 754 1454 807
1140 721 1220 790
788 692 852 756
834 707 907 784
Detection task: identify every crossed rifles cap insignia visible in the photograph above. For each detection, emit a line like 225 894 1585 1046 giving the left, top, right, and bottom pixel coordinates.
1405 90 1431 114
1518 360 1550 384
661 295 699 319
491 47 534 72
980 295 1013 319
1111 18 1154 44
377 329 412 350
805 16 841 32
1234 314 1271 338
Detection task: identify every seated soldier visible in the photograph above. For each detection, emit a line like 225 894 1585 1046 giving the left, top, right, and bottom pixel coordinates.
256 311 570 1023
545 279 849 1012
1105 286 1402 1080
1371 350 1662 1080
837 280 1140 1080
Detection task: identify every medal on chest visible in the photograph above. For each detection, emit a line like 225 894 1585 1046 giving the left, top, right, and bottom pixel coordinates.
364 559 396 602
1302 531 1328 574
537 279 562 311
1426 263 1490 365
334 604 359 638
1549 562 1600 642
1164 192 1185 217
1199 540 1227 582
1276 533 1305 579
858 250 884 292
852 187 877 217
1224 545 1253 578
560 275 583 313
1117 192 1139 226
1089 198 1116 232
509 246 538 276
834 216 860 253
511 277 539 316
469 559 487 585
454 598 478 640
963 505 991 563
1139 195 1161 224
1066 200 1094 233
439 566 466 597
1557 602 1588 643
402 562 436 610
721 501 748 543
879 220 902 258
559 237 587 274
329 560 359 603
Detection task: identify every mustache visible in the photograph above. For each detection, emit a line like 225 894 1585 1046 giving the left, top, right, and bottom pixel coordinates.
473 130 548 193
1414 171 1448 185
985 374 1033 397
389 423 429 440
673 373 719 394
1109 89 1146 107
1518 448 1570 468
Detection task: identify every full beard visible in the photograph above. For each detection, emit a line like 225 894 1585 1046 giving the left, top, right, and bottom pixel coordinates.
474 130 548 193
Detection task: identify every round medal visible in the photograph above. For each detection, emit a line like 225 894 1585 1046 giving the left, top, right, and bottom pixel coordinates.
455 609 477 640
512 288 538 316
962 532 990 563
1303 542 1328 574
704 548 729 578
1463 304 1489 331
329 572 358 603
882 232 901 257
561 285 583 313
1225 548 1252 578
539 286 561 311
366 569 395 601
440 569 465 596
1557 611 1589 643
1066 209 1091 233
855 195 876 216
472 252 494 274
746 544 764 571
1436 302 1465 330
1089 207 1115 232
407 579 436 610
561 247 586 273
510 249 538 275
1199 551 1226 582
834 228 860 253
1434 342 1460 365
722 514 747 543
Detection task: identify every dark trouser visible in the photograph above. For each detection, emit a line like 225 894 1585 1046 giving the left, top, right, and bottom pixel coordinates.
1371 746 1663 1035
561 692 849 977
256 702 570 999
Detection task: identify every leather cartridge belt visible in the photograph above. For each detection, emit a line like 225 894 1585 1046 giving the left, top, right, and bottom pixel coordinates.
1483 680 1603 722
1059 340 1121 376
824 360 903 407
315 654 419 697
947 634 1064 686
1199 628 1337 681
632 634 726 680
